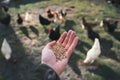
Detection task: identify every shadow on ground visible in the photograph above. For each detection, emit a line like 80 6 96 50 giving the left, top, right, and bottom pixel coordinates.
0 24 39 80
87 64 120 80
100 38 120 62
110 31 120 41
63 19 76 31
76 40 91 55
68 53 81 76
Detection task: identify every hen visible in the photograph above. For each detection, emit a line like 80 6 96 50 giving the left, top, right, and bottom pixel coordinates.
84 24 100 41
39 14 53 25
1 38 12 60
46 9 54 18
59 9 67 18
17 13 23 25
48 25 60 41
24 12 32 23
82 38 101 64
53 11 66 25
81 17 98 29
100 19 118 33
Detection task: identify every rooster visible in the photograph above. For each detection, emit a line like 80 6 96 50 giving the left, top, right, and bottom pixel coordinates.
17 13 23 25
81 17 98 29
82 38 101 64
100 19 118 33
1 38 12 60
46 9 54 18
39 14 53 25
48 25 60 41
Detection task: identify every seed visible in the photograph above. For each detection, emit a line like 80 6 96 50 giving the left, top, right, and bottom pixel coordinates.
51 43 66 61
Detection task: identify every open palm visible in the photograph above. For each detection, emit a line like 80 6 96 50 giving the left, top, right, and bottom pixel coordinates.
42 30 79 75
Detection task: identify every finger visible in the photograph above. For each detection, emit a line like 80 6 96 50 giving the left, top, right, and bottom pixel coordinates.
62 30 72 47
47 41 56 48
57 32 67 44
65 37 79 59
65 31 75 50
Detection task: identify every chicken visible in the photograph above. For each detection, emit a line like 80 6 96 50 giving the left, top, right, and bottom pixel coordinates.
48 25 60 41
0 6 11 25
59 9 67 18
39 14 53 25
46 9 54 18
100 19 118 33
17 13 23 25
85 24 100 41
106 0 120 6
82 38 101 64
1 38 12 60
53 12 66 25
81 17 98 29
24 12 32 23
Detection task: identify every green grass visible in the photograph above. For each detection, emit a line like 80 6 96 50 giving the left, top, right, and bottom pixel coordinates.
0 0 120 80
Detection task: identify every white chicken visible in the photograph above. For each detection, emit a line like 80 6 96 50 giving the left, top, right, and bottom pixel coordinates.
1 38 12 60
24 12 32 22
82 38 101 64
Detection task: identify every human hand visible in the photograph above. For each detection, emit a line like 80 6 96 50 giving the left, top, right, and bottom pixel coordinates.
41 30 79 75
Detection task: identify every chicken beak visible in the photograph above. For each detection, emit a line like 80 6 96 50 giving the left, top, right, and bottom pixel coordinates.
82 61 86 65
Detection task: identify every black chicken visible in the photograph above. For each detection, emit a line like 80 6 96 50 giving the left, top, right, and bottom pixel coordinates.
100 19 118 33
106 0 120 6
39 15 53 25
85 25 100 41
48 26 60 41
0 6 11 26
17 13 23 25
81 17 98 29
59 9 67 17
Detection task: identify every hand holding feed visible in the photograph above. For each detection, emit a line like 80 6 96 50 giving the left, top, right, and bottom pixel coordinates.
41 30 79 75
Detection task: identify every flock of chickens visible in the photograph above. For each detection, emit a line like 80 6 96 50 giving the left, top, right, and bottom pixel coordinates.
0 2 120 65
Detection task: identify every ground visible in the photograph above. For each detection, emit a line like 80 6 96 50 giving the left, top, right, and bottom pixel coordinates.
0 0 120 80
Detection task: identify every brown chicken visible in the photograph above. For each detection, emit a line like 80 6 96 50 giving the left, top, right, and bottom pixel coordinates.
53 11 66 24
17 13 23 25
46 9 54 18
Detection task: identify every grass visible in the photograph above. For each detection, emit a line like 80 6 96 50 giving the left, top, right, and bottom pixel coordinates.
0 0 120 80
